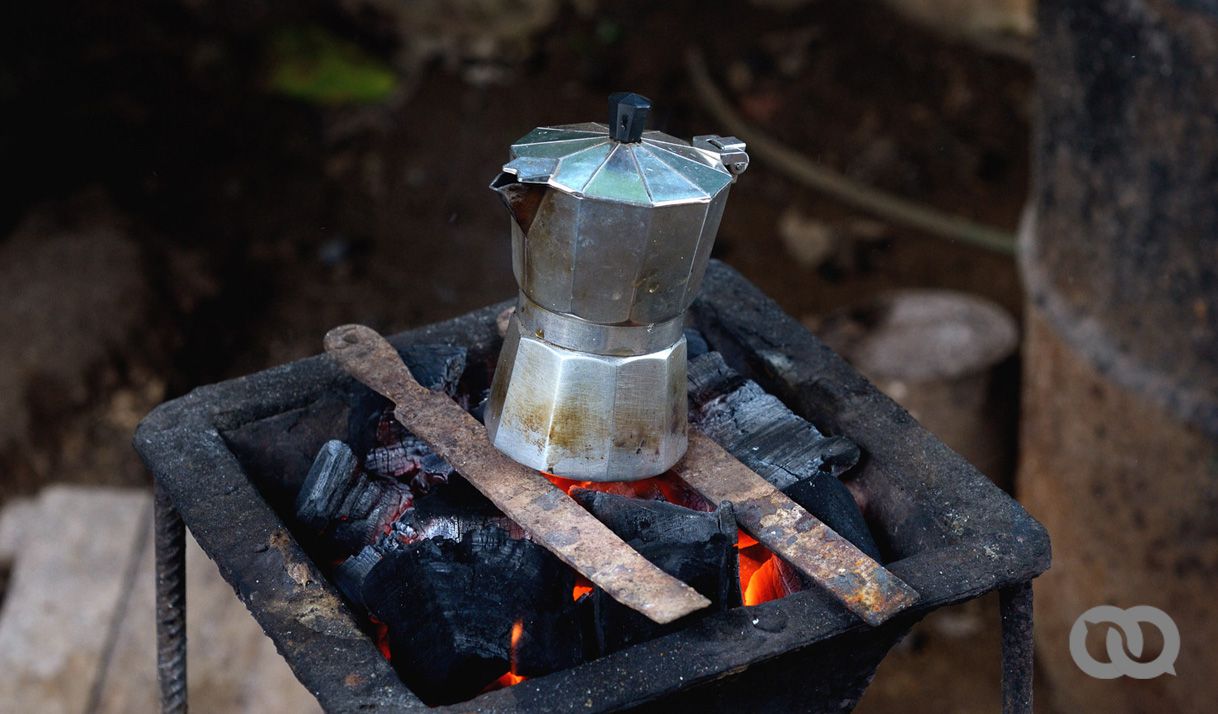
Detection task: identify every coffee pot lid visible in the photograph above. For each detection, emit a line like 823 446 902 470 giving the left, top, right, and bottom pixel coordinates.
501 93 747 207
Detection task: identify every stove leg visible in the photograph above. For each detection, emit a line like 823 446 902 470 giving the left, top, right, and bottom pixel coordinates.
155 482 188 714
999 581 1034 714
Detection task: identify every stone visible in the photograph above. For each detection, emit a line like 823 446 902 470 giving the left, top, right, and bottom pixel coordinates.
0 487 148 714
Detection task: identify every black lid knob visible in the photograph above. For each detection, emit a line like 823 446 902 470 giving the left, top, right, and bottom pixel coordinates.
608 92 651 142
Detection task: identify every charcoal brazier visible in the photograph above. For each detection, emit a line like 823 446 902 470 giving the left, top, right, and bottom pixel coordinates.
134 262 1049 713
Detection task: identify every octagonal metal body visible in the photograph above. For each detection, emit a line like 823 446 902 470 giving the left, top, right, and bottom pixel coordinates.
485 312 688 481
498 124 741 326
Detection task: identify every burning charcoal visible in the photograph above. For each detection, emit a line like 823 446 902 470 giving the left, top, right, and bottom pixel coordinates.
362 427 455 493
361 527 582 705
344 344 465 502
330 474 411 553
571 489 740 655
687 352 881 560
346 343 468 458
368 475 527 557
295 439 412 553
412 451 454 492
391 476 527 545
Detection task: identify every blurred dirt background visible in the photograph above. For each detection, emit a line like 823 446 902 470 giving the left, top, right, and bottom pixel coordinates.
0 0 1036 710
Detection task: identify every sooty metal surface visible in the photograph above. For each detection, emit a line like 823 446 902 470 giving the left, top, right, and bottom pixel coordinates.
133 262 1050 712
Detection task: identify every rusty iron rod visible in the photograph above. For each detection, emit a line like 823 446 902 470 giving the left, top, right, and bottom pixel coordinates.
324 324 710 625
673 432 919 626
154 482 188 714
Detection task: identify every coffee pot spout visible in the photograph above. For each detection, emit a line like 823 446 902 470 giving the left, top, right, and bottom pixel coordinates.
490 171 547 234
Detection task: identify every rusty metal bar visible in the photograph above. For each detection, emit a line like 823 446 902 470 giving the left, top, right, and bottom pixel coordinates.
673 432 919 626
154 482 188 714
999 581 1034 714
324 324 710 625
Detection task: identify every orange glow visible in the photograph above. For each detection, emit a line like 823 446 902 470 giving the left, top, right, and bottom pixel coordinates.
492 619 528 688
495 671 527 687
572 577 593 601
543 471 795 609
743 556 788 605
541 471 712 511
738 542 769 590
369 617 391 660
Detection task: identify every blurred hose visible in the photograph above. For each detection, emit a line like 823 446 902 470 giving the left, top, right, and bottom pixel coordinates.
686 48 1017 256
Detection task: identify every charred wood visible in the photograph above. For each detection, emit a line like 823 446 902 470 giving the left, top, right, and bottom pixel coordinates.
687 351 881 561
688 351 861 485
294 440 411 554
571 489 739 655
346 344 467 459
332 544 382 609
361 526 582 704
377 475 529 551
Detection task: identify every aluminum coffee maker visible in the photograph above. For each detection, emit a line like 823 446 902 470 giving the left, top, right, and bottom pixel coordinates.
485 93 748 481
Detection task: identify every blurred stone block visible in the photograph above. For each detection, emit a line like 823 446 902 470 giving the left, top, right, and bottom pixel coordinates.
0 487 321 714
0 496 39 562
96 514 322 714
0 487 148 714
815 290 1019 488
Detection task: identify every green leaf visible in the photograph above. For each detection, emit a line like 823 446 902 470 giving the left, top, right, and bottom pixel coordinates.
266 26 397 105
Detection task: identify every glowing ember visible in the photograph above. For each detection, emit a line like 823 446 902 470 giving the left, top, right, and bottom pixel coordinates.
547 470 796 607
370 617 391 660
542 471 712 511
572 577 593 601
743 557 788 606
495 620 528 687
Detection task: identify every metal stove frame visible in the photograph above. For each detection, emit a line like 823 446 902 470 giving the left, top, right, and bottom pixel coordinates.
136 261 1048 713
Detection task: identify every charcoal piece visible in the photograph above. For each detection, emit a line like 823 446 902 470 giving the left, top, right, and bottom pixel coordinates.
687 351 880 560
328 474 411 553
382 475 527 549
295 440 359 531
295 440 411 553
571 489 739 655
689 352 860 486
346 343 468 457
684 327 710 358
399 344 467 397
686 349 749 405
363 428 456 490
363 440 420 479
784 473 881 562
362 527 582 704
468 386 492 423
413 451 454 491
333 545 382 608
